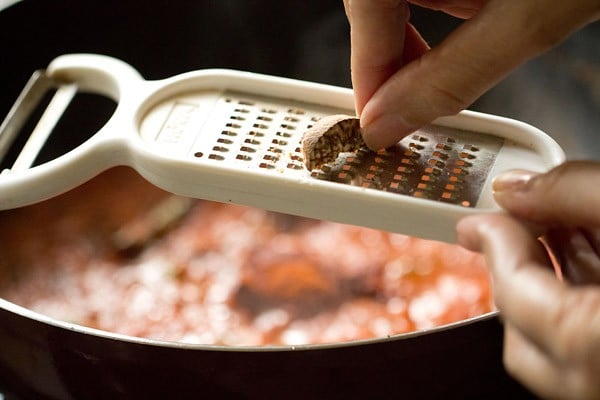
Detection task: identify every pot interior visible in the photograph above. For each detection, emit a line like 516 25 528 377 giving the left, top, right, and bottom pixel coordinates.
0 165 492 347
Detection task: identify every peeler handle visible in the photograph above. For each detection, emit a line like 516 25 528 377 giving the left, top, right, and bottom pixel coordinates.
0 54 149 210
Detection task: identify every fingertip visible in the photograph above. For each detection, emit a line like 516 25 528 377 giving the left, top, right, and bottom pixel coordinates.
360 113 415 150
456 215 485 252
492 169 538 193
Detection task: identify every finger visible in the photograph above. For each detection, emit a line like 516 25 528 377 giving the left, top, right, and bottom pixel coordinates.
360 1 600 150
492 161 600 227
343 0 412 114
545 227 600 285
503 324 569 400
456 214 573 356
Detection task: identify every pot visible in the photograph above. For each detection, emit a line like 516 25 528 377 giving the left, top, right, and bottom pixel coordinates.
0 1 535 399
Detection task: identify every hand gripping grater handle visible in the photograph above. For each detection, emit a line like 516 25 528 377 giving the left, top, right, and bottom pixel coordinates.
0 54 565 243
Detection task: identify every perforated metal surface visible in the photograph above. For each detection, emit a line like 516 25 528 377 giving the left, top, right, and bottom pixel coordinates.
178 91 504 208
189 91 328 172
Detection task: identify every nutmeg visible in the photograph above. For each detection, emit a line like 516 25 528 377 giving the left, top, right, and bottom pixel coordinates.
301 114 366 171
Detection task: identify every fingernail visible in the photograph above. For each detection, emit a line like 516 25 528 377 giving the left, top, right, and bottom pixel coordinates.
492 170 538 192
361 114 414 150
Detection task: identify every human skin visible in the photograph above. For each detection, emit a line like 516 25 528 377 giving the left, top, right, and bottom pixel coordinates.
457 162 600 400
343 1 600 398
343 0 600 150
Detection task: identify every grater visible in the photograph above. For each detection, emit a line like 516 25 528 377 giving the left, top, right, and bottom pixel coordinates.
0 54 565 243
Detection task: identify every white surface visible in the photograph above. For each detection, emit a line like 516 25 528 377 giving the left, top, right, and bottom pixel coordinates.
0 54 566 243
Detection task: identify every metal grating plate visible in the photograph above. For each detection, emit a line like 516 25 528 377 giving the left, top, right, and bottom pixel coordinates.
189 91 504 207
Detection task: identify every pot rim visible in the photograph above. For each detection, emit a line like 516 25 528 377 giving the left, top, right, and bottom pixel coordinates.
0 297 499 352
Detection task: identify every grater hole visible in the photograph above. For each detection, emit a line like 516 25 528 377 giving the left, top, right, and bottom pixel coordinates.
263 154 279 161
248 131 264 137
212 146 229 152
253 123 269 129
432 151 449 160
238 100 255 106
412 134 429 142
463 144 480 152
217 138 233 145
272 139 287 146
280 124 296 130
269 147 283 154
259 162 275 169
236 154 252 161
222 130 238 136
257 116 273 122
234 108 250 113
424 166 441 175
276 131 292 138
452 167 467 175
209 154 224 160
397 166 414 174
287 108 306 115
226 123 241 129
284 116 300 122
428 159 445 168
261 108 277 114
230 115 245 121
194 152 204 158
287 163 303 170
244 138 261 145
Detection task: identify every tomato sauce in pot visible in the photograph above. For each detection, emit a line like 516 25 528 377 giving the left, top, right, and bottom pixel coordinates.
0 168 492 346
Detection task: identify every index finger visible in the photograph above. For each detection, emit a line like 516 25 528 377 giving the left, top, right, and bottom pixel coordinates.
343 0 416 114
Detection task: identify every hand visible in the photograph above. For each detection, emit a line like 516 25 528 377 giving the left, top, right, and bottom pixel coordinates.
457 161 600 400
343 0 600 150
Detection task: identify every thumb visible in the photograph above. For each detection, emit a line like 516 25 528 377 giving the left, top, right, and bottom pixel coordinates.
492 161 600 228
360 0 599 150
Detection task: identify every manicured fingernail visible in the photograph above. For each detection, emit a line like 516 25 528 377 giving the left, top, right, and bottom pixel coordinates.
361 114 414 150
492 170 538 192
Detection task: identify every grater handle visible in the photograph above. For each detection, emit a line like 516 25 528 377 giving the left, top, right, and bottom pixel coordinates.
46 53 145 101
0 54 148 209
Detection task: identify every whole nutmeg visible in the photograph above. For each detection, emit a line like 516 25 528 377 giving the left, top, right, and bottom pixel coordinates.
301 114 366 171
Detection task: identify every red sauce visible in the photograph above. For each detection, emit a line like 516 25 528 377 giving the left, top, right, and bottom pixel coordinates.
0 167 492 345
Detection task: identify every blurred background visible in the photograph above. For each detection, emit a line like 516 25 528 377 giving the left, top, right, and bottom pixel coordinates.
0 0 598 159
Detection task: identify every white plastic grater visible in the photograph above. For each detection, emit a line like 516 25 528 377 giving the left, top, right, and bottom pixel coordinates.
0 54 565 243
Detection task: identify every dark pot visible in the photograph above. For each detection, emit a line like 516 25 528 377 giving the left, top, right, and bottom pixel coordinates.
0 1 536 399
